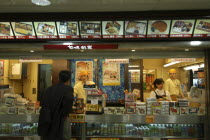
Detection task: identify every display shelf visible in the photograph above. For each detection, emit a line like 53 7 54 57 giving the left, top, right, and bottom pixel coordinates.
85 136 204 139
85 114 205 124
0 114 205 124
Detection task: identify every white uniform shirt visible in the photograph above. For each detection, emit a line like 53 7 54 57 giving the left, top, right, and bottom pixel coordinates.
74 81 86 103
164 78 182 96
150 89 172 101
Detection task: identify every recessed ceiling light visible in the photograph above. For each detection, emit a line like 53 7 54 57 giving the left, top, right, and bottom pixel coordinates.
190 41 202 46
30 50 34 53
185 49 189 51
63 42 73 45
31 0 51 6
131 50 136 52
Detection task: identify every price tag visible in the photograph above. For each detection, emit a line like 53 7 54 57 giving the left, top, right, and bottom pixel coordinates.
145 115 155 123
91 99 98 105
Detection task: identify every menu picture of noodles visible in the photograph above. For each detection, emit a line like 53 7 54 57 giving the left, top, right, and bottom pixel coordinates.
0 22 14 39
11 22 36 39
193 19 210 37
147 20 171 38
170 20 195 38
125 21 147 38
103 62 120 86
80 21 101 39
34 22 58 39
56 21 79 39
102 21 124 38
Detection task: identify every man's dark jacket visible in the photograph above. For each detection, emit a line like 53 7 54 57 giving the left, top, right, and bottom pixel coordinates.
38 83 74 140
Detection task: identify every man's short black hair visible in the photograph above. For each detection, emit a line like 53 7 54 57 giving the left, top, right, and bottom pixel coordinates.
153 78 164 88
59 70 71 83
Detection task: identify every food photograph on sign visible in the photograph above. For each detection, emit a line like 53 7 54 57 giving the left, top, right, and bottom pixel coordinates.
103 62 120 86
147 20 171 37
193 19 210 37
125 21 147 35
0 22 11 36
35 22 56 35
103 21 123 35
80 21 101 35
13 22 33 36
58 21 78 35
171 20 195 35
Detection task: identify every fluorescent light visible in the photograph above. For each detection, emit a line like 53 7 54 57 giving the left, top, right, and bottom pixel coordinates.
184 65 199 70
190 41 202 46
131 50 136 52
63 42 73 45
163 61 180 67
129 65 139 68
200 64 204 67
129 70 140 72
31 0 51 6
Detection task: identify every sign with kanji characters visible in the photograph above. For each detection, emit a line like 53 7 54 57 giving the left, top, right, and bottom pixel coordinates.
34 22 58 39
11 22 36 39
105 59 129 63
170 20 195 38
171 58 196 62
102 21 124 38
80 21 102 39
147 20 171 38
43 44 118 50
56 21 79 39
0 22 15 39
193 19 210 37
0 61 4 76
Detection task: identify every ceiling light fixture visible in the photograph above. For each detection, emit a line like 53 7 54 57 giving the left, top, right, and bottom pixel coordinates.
31 0 51 6
163 61 180 67
30 50 35 53
190 41 202 46
131 50 136 52
129 70 140 72
184 63 204 70
129 65 139 68
63 42 73 45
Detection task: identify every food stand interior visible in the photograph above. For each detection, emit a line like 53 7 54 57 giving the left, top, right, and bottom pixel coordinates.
0 41 207 140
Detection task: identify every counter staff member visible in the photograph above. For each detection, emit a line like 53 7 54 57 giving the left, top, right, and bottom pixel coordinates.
150 78 172 101
74 71 89 103
164 69 185 101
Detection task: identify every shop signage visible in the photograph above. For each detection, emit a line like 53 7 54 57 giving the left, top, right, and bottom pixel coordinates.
80 21 102 39
43 44 118 50
102 21 124 38
171 58 196 62
146 115 155 123
19 56 43 62
125 21 147 38
0 22 15 39
105 59 129 63
69 114 85 123
193 19 210 37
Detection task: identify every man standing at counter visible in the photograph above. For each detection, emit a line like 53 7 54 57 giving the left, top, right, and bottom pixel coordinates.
74 71 89 103
164 69 185 101
38 70 74 140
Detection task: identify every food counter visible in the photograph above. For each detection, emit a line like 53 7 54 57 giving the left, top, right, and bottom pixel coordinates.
0 114 205 139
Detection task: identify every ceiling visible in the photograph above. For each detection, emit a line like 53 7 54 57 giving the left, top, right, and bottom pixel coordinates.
0 0 210 13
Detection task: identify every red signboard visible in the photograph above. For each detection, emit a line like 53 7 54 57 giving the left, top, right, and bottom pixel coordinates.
37 36 58 39
81 35 101 39
43 44 118 50
103 35 123 38
59 35 79 39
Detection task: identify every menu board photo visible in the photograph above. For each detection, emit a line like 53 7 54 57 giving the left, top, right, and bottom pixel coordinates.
0 22 14 39
57 21 79 39
102 21 124 38
147 20 171 38
80 21 101 39
193 19 210 37
170 20 195 38
125 21 147 38
34 22 58 39
11 22 36 39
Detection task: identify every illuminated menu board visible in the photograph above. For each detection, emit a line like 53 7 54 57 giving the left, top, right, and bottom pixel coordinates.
0 22 14 39
34 22 58 39
147 20 171 38
125 21 147 38
11 22 36 39
170 20 195 38
80 21 101 39
102 21 124 38
56 21 79 39
193 19 210 37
